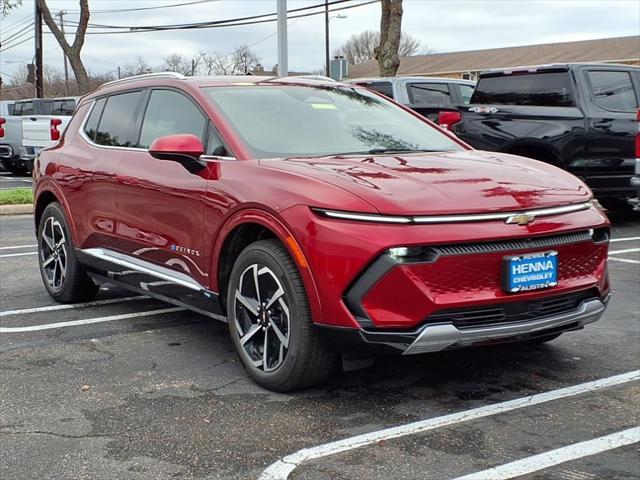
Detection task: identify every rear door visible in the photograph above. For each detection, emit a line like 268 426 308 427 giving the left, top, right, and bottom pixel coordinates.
582 66 639 196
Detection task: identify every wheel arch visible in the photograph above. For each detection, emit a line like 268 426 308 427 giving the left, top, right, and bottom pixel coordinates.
501 140 564 167
34 184 78 245
211 208 323 323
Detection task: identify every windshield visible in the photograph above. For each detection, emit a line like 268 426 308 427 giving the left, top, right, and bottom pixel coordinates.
204 85 463 158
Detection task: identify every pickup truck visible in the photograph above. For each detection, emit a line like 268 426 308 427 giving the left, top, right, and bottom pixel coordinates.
0 100 23 173
0 97 77 174
446 63 640 212
347 76 476 122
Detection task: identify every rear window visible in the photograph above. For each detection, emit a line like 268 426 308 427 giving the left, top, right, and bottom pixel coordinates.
587 71 638 112
13 101 34 116
93 91 144 147
52 99 77 116
83 98 106 142
471 72 574 107
363 82 394 99
458 84 474 104
408 83 451 104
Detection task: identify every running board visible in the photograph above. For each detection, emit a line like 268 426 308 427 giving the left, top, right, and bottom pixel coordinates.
82 248 203 292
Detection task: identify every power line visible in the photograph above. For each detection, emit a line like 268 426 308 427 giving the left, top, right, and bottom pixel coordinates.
0 36 35 54
0 13 33 38
59 0 377 35
1 22 35 47
66 0 222 15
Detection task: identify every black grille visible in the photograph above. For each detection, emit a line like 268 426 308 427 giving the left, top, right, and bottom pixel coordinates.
426 290 598 330
430 231 594 256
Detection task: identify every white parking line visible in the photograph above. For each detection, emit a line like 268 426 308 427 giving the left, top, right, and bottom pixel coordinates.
609 248 640 255
610 236 640 243
0 244 37 250
0 307 184 332
608 257 640 265
453 427 640 480
0 251 37 258
0 295 146 317
257 370 640 480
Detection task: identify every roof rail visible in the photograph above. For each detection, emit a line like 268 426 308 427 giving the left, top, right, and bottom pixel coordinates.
99 71 186 89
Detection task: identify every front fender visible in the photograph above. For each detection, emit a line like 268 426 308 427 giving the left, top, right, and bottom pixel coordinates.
209 206 323 325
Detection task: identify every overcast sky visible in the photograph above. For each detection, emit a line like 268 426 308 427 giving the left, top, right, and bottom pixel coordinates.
1 0 639 80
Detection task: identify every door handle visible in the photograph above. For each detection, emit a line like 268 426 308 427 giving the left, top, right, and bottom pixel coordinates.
592 120 612 130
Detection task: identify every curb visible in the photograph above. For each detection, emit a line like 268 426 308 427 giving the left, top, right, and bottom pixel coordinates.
0 204 33 216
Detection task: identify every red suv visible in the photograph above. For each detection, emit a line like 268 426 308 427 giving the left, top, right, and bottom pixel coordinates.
33 73 611 391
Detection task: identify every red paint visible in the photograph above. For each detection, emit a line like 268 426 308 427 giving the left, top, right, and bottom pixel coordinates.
34 76 610 330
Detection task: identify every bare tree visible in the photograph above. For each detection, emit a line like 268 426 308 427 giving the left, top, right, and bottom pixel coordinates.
202 52 235 75
121 56 153 77
37 0 91 93
232 44 260 75
375 0 403 77
335 29 425 65
0 0 22 17
162 53 204 76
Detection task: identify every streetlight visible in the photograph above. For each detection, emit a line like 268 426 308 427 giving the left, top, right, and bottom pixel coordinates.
324 1 347 77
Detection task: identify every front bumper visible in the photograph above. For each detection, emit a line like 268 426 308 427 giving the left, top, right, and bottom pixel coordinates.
321 294 609 355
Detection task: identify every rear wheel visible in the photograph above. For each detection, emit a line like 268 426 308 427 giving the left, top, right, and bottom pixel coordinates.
37 202 99 303
227 239 337 391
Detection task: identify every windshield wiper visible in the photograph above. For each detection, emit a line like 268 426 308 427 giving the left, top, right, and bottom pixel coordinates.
336 148 440 155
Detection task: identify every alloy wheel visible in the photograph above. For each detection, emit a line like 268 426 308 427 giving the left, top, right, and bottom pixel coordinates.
40 216 67 291
233 264 291 372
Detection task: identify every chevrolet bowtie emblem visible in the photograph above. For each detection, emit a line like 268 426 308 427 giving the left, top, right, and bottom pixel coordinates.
505 213 536 225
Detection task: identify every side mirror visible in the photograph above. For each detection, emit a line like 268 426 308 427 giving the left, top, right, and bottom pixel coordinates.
148 134 206 173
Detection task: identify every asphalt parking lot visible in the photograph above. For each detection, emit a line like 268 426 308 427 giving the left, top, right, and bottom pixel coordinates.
0 171 33 190
1 212 638 480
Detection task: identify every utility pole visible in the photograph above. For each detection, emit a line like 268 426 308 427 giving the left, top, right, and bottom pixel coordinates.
117 66 121 79
325 0 330 78
276 0 288 76
34 0 44 98
57 10 69 95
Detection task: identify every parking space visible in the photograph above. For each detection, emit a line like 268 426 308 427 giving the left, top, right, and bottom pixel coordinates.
1 214 638 480
0 171 32 190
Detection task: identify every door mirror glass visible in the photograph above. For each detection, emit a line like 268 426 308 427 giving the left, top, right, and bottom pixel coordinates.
148 134 205 173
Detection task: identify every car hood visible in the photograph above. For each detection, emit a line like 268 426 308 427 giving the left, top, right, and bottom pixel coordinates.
259 150 591 215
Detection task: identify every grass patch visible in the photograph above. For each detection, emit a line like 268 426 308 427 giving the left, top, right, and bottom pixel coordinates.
0 188 33 205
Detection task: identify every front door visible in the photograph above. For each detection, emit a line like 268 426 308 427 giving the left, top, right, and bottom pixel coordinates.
114 88 216 310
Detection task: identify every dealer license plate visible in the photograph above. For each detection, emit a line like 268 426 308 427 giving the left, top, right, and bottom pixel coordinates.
503 251 558 293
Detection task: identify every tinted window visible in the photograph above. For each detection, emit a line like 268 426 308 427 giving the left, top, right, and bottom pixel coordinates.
14 101 34 116
83 98 106 142
94 91 143 147
587 71 637 112
39 100 54 115
52 99 76 116
458 84 475 104
7 103 15 115
139 90 207 149
408 83 451 104
205 85 462 158
365 82 394 99
471 72 574 106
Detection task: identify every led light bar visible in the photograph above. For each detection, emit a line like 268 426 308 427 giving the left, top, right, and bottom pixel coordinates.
314 202 592 225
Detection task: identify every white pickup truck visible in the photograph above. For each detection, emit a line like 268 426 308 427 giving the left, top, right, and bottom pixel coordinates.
0 97 78 174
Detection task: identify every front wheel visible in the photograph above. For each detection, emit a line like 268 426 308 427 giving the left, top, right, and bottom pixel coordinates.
227 239 337 391
37 202 99 303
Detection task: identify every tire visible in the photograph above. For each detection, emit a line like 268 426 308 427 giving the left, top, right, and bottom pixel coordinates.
37 202 99 303
1 158 27 176
227 239 337 391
